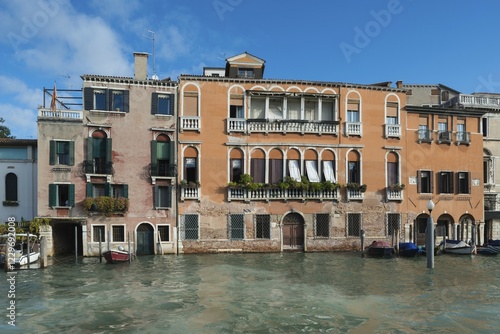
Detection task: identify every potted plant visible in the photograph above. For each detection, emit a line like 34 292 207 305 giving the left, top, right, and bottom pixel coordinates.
388 183 405 191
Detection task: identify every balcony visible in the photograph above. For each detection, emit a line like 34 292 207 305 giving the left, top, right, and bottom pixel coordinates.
345 122 362 136
437 130 452 144
385 124 401 138
150 163 176 177
180 116 200 132
386 188 403 201
227 118 339 135
347 188 364 201
84 159 113 175
417 129 433 143
180 186 200 201
456 131 471 146
38 108 83 121
458 94 500 109
228 187 339 202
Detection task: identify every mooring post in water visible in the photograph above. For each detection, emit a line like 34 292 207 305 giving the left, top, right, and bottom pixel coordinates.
27 233 31 269
108 229 111 251
128 232 131 263
471 222 476 254
395 229 400 255
99 229 102 263
426 200 435 269
40 236 46 268
360 229 365 257
5 241 11 272
75 226 78 262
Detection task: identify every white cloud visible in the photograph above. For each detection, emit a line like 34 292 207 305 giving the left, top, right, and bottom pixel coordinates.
0 104 38 139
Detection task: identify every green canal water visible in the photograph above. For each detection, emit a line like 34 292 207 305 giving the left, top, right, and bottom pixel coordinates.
1 252 499 333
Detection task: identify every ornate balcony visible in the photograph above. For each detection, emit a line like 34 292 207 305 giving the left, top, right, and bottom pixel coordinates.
180 116 200 132
417 129 433 143
347 188 364 201
456 131 470 146
386 188 403 201
38 108 83 121
226 118 339 135
180 186 200 201
228 187 339 202
83 159 113 175
384 124 401 138
345 122 362 136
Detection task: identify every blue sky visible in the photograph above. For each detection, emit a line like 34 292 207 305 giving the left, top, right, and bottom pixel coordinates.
1 0 500 139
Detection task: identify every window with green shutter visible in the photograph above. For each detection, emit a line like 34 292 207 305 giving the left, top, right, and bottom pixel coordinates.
49 140 74 166
49 183 74 207
154 185 172 208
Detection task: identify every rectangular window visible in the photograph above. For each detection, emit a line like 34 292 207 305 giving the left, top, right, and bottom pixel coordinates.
238 68 254 78
347 100 360 122
268 98 284 119
111 90 124 111
154 185 172 208
315 213 330 237
183 214 199 240
322 161 336 182
287 97 301 120
250 158 265 184
151 93 175 115
112 225 125 242
268 159 283 184
305 160 320 182
387 213 401 237
183 92 198 116
482 117 488 137
49 140 74 166
304 99 318 121
49 183 74 207
457 172 470 194
184 158 197 183
386 102 398 124
230 105 244 118
255 214 270 239
288 160 301 181
387 161 398 186
231 159 243 183
94 90 107 110
93 184 106 198
158 225 170 242
229 214 245 240
439 171 454 194
418 170 432 193
348 161 360 184
321 99 334 121
93 225 105 242
250 97 265 119
347 213 362 237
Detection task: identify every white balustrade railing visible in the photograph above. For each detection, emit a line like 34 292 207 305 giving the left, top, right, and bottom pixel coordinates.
38 108 83 120
385 124 401 138
181 187 200 200
227 118 339 135
345 122 362 136
459 94 500 107
180 116 201 131
228 187 339 201
347 189 364 200
386 189 403 201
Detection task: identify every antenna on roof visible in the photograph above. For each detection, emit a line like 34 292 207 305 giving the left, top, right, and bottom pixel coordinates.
146 30 158 80
217 51 227 62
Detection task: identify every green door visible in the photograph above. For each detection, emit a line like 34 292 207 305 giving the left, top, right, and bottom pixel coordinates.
137 223 154 255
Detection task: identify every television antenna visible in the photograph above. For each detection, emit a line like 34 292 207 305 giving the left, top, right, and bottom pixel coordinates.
146 30 158 80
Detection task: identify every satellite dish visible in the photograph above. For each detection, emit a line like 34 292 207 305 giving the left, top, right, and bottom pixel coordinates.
152 74 159 80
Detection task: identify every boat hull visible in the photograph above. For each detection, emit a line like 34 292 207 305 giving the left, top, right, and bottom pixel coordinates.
15 251 40 266
103 250 130 264
398 242 419 257
366 241 394 258
476 245 499 256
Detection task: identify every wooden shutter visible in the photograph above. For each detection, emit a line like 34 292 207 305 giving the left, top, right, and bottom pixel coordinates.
153 185 159 208
49 140 56 165
105 183 111 196
151 141 158 174
86 183 93 197
169 95 175 115
122 90 129 112
168 141 175 165
68 141 75 166
166 186 172 208
83 87 93 110
183 93 198 116
68 184 75 206
151 93 159 114
105 138 112 166
123 184 129 199
49 184 57 206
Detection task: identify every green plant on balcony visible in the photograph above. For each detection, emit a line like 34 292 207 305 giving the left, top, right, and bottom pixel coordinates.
82 196 129 215
346 182 367 192
309 182 324 192
323 180 341 191
28 218 50 235
388 183 405 191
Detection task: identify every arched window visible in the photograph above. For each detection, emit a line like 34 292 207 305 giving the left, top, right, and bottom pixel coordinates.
5 173 18 202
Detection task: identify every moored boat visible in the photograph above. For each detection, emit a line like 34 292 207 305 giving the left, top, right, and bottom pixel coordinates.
103 246 130 264
476 245 499 256
442 240 475 255
398 242 420 257
366 241 395 258
0 233 40 267
486 239 500 253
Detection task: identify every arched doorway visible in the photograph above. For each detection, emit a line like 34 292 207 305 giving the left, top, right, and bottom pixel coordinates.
282 212 304 251
136 223 154 255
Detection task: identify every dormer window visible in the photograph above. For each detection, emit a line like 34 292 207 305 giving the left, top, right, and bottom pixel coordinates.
238 68 255 78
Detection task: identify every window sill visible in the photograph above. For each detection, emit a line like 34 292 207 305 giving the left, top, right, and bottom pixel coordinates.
90 110 126 115
3 201 19 206
154 114 173 117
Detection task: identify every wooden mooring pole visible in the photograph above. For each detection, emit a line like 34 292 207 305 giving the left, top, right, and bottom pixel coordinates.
128 232 131 263
99 230 102 263
360 229 365 257
27 234 31 269
39 236 47 268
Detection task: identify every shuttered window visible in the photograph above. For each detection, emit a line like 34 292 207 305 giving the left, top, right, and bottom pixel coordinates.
152 93 175 115
83 88 129 112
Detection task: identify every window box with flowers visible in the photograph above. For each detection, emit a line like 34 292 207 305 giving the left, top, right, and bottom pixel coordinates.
3 200 19 206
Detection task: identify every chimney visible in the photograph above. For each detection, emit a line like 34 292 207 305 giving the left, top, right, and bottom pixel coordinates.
396 80 403 89
134 52 148 80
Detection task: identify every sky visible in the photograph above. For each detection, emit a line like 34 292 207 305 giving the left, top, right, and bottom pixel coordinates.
1 0 500 139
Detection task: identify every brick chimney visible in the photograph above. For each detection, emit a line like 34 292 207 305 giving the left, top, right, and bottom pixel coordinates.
134 52 148 80
396 80 403 89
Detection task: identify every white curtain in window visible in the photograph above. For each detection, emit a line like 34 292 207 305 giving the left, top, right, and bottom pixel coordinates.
288 160 301 181
323 161 336 182
305 161 320 182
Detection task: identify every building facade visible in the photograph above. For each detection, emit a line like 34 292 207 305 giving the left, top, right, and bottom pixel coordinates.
0 138 37 225
37 53 178 256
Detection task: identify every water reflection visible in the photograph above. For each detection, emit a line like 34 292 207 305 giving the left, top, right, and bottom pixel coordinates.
1 252 499 333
